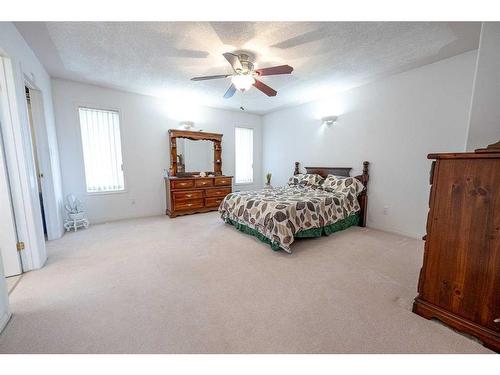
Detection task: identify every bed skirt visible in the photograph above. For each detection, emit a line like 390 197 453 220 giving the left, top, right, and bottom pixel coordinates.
224 213 360 252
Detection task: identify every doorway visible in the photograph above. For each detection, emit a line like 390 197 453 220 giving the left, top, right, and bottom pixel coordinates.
25 86 47 238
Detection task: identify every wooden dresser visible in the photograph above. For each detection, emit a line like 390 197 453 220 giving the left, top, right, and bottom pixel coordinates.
413 141 500 352
165 176 233 217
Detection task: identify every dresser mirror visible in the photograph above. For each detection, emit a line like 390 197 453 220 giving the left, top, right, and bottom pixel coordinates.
168 129 223 177
176 138 214 174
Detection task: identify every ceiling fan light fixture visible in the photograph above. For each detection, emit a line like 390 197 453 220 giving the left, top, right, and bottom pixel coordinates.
231 74 255 91
190 52 293 98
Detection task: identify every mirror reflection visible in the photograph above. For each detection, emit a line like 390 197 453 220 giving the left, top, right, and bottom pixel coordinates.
176 138 214 174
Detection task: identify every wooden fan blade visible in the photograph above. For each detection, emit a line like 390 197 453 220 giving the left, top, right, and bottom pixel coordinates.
191 74 231 81
223 83 237 99
253 79 277 97
255 65 294 76
223 52 243 72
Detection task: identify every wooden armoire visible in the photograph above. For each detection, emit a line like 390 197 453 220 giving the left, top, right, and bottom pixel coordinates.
413 140 500 352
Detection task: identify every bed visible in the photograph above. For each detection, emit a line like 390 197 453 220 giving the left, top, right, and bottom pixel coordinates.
219 161 369 253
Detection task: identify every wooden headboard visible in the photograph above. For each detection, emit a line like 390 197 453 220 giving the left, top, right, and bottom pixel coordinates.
293 161 370 227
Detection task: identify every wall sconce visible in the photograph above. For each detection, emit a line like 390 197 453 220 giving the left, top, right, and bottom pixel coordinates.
179 121 194 130
178 121 203 132
321 115 338 126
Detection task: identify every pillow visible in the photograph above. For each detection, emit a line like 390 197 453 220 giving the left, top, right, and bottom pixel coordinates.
287 173 324 187
321 175 365 196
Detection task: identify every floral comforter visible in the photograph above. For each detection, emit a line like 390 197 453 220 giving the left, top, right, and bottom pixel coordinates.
219 185 360 253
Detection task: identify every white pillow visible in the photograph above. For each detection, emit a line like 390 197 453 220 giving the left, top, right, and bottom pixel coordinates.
287 173 324 187
321 175 365 195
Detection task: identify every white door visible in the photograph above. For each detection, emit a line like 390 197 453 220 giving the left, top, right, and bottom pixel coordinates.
0 252 11 333
0 125 22 277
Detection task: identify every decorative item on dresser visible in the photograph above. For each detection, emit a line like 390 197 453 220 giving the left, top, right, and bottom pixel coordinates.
264 172 273 189
165 129 233 217
413 140 500 352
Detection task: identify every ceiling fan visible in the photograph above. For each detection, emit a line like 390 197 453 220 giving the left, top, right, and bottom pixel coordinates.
190 52 293 98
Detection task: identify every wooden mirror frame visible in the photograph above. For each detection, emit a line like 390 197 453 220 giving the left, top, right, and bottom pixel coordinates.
168 129 223 177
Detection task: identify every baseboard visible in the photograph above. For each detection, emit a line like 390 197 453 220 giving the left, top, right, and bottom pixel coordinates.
366 223 422 239
0 311 12 334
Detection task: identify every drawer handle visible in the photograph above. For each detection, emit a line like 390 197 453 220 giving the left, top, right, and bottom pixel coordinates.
494 318 500 323
187 203 193 207
186 194 192 197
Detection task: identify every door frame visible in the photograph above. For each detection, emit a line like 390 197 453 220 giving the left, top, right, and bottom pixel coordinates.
0 53 46 271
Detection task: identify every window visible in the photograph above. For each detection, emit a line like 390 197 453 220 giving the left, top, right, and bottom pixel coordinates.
235 127 253 184
78 107 125 193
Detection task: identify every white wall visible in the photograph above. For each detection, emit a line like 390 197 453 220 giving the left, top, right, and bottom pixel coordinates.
466 23 500 150
52 79 263 223
263 51 478 238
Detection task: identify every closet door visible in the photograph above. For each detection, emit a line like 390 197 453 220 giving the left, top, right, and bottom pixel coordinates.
0 130 22 276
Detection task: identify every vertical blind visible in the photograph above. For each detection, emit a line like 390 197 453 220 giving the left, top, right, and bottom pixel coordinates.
235 127 253 184
78 107 124 193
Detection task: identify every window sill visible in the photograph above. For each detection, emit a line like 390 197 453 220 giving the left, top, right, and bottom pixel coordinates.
86 189 128 196
234 182 254 186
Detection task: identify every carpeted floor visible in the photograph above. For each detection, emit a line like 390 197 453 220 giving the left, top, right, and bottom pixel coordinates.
5 275 22 294
0 212 493 353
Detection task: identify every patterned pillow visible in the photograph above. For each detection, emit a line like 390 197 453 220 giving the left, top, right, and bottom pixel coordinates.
287 173 324 187
321 175 365 196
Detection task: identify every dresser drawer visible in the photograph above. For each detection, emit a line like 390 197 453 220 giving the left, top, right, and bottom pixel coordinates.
205 187 231 198
173 190 204 201
195 178 213 188
205 197 224 208
214 177 232 186
171 179 194 189
173 198 204 211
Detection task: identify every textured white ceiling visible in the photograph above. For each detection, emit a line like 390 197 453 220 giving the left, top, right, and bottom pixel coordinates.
15 22 480 114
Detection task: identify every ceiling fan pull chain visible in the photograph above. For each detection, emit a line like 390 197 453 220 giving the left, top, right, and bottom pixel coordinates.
240 92 245 111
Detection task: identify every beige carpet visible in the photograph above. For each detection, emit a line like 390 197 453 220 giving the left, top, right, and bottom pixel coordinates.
0 212 493 353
